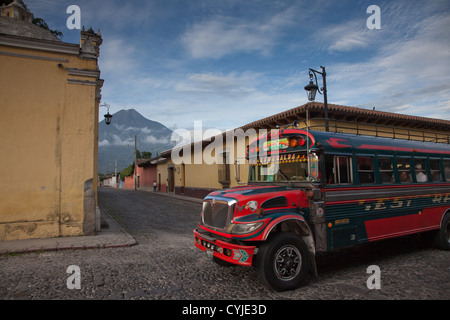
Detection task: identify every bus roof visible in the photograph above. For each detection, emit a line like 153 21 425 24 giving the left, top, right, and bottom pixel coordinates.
256 129 450 157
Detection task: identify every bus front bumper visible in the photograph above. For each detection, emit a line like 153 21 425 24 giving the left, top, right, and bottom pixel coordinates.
193 229 256 267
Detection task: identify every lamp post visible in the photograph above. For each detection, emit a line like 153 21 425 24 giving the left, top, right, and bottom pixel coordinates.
304 66 329 132
100 103 113 125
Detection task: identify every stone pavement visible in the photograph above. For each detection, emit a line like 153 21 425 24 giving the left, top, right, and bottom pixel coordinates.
138 187 204 204
1 188 448 300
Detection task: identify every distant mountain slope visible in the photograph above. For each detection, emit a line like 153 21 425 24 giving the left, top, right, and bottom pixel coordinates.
98 109 174 174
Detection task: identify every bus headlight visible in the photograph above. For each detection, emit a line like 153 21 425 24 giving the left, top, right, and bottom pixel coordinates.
231 221 264 235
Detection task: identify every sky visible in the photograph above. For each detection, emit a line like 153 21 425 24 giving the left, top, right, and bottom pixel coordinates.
25 0 450 133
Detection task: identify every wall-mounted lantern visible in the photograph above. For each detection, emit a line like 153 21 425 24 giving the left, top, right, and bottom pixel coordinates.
100 103 113 125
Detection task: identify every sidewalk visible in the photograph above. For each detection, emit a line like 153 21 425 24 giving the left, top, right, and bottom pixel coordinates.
0 207 137 255
140 187 204 204
0 190 203 255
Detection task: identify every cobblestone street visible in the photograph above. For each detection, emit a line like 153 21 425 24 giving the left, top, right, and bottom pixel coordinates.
0 188 449 302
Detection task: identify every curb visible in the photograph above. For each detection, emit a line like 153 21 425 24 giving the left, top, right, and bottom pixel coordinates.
0 207 137 255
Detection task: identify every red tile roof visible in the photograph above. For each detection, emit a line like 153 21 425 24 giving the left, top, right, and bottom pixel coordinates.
240 102 450 131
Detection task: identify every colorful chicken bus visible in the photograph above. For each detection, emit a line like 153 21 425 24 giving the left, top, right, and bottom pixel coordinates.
193 128 450 291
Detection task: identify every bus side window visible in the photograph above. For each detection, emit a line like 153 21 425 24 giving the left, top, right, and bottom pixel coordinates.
325 155 352 185
337 156 352 184
429 159 442 182
414 159 428 183
444 159 450 181
325 155 334 184
397 158 412 183
357 157 374 184
378 157 394 183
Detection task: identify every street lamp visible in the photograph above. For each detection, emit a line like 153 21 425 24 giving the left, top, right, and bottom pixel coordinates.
304 80 319 101
100 103 113 125
304 66 329 131
104 112 113 126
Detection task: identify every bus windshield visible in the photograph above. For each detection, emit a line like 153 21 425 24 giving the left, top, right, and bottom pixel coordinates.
249 152 310 182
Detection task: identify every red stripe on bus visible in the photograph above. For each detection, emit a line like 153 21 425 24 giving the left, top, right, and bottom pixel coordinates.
364 207 444 241
326 193 448 206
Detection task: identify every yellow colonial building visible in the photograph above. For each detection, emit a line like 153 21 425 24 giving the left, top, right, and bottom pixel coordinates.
0 5 104 240
159 102 450 199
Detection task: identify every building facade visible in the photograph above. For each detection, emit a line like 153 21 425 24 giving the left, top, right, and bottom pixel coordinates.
1 0 33 22
121 157 165 191
0 7 104 240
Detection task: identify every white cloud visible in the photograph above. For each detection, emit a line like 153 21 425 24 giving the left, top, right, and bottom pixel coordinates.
120 126 153 135
325 10 450 120
143 135 171 145
110 134 134 146
99 37 139 75
174 72 262 97
181 10 296 59
78 0 157 31
100 133 170 147
98 139 110 147
317 20 373 53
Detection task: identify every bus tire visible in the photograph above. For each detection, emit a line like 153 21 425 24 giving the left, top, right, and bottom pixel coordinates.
434 212 450 250
255 232 310 291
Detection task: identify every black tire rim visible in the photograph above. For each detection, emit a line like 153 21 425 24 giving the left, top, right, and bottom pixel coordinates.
273 245 302 281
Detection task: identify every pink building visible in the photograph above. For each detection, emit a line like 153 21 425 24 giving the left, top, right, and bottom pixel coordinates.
122 157 165 191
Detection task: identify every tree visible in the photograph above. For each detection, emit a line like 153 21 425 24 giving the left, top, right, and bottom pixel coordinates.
120 150 152 181
120 164 134 182
141 151 152 159
32 17 63 39
136 150 152 160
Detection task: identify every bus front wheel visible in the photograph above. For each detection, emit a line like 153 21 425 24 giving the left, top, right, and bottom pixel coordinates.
255 233 310 292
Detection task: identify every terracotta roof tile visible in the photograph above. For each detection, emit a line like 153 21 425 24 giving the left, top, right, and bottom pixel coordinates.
240 102 450 130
